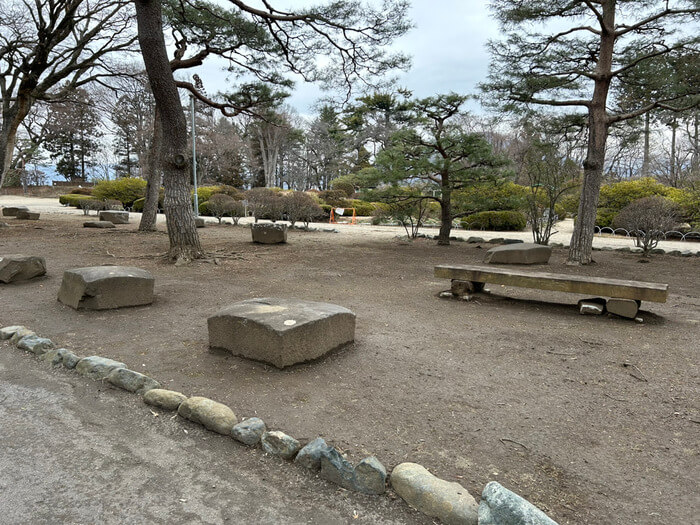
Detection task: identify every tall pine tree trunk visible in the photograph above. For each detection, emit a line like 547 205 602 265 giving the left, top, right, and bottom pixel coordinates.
568 1 615 265
437 184 452 246
139 107 162 232
642 112 651 178
134 0 201 261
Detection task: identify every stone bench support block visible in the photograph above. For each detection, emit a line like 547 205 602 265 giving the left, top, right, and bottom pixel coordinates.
99 211 129 224
606 298 639 319
251 223 287 244
390 463 478 525
485 243 552 265
57 266 154 310
208 298 355 369
0 255 47 283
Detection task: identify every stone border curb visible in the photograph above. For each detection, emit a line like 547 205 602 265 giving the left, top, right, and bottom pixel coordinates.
2 324 560 524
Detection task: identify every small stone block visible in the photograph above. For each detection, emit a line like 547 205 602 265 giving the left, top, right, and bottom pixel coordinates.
232 417 267 446
177 396 237 435
478 481 558 525
261 430 301 459
391 463 478 525
98 210 129 224
15 210 40 220
295 437 332 470
208 297 355 369
106 368 160 394
451 279 475 296
57 266 154 310
578 297 606 316
2 206 28 217
195 217 206 228
485 243 552 265
143 389 188 411
0 255 47 283
251 223 287 244
607 298 639 319
83 221 116 228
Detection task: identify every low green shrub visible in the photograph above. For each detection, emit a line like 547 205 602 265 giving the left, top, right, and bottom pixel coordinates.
132 197 145 212
92 177 147 206
59 194 93 207
70 187 93 195
460 210 527 231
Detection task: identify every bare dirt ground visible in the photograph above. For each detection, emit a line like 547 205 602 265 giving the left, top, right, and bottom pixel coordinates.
1 209 699 525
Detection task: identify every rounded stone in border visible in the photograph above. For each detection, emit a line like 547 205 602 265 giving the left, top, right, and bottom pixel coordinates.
83 221 116 229
391 462 478 525
144 389 187 411
251 223 287 244
0 255 46 283
106 368 160 394
75 356 127 380
98 210 129 224
208 297 355 369
177 396 237 435
261 430 301 459
478 481 558 525
2 206 28 217
232 417 267 446
57 266 154 310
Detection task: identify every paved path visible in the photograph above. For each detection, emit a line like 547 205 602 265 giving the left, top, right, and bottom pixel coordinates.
0 344 420 524
2 195 699 254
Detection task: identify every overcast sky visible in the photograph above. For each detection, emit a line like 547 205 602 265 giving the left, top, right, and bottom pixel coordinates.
197 1 503 117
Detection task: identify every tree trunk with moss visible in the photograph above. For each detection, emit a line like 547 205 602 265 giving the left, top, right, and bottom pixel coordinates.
139 107 162 232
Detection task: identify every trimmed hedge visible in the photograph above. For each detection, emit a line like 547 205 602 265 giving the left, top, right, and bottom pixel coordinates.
460 210 527 231
70 187 93 195
59 194 93 207
92 178 147 207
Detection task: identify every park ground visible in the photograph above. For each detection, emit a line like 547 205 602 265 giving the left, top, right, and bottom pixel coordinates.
1 199 699 524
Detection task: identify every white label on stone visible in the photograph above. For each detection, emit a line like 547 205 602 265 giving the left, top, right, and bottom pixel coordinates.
284 320 297 326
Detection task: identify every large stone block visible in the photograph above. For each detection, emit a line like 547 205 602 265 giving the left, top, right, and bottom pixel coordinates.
0 255 46 283
15 210 40 220
98 210 129 224
2 206 28 217
57 266 154 310
208 297 355 368
485 243 552 265
251 223 287 244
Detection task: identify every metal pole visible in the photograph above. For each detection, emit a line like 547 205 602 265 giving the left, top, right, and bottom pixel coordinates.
191 95 199 216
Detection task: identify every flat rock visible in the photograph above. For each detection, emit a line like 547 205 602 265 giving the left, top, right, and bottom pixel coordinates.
57 266 154 310
15 210 40 220
76 356 127 380
143 389 188 411
295 437 332 470
10 327 35 344
16 335 54 355
251 223 287 244
98 210 129 224
607 298 639 319
232 417 267 446
106 368 160 394
261 430 301 459
208 297 355 369
391 462 478 525
178 396 237 435
485 243 552 265
1 325 27 340
466 237 485 243
2 206 28 217
83 221 116 228
0 255 47 283
478 481 558 525
354 456 387 495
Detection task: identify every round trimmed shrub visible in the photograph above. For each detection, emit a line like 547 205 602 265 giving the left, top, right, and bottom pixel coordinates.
59 194 93 207
460 210 527 231
92 178 147 207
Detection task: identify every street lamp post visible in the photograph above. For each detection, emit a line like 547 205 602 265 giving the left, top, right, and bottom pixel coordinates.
191 95 199 216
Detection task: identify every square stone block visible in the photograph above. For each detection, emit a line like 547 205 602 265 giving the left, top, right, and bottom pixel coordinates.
485 243 552 265
2 206 28 217
251 223 287 244
57 266 154 310
98 210 129 224
208 298 355 368
15 210 40 220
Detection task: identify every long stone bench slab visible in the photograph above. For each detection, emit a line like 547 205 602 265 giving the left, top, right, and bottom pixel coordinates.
434 264 668 303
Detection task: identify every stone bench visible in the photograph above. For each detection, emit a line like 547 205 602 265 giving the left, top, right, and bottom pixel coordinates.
0 255 47 283
435 264 668 318
98 210 129 224
208 298 355 368
57 266 155 310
